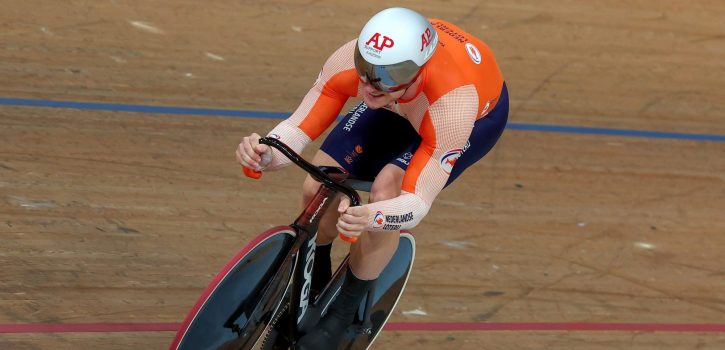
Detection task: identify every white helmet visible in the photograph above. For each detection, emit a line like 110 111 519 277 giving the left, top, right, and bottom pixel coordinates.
354 7 438 92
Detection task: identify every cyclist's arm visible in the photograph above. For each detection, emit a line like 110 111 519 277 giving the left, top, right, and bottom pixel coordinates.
264 40 359 170
361 86 478 231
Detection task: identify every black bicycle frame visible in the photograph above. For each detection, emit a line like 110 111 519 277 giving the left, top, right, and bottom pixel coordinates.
226 137 364 347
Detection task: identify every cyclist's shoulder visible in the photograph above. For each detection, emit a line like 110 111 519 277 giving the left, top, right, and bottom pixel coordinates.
321 39 356 72
328 39 357 60
419 19 503 109
316 39 360 96
427 18 499 75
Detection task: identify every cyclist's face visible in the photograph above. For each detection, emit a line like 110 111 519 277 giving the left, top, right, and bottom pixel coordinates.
360 80 406 109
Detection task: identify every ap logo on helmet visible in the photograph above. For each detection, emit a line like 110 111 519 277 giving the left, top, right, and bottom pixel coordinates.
365 33 395 52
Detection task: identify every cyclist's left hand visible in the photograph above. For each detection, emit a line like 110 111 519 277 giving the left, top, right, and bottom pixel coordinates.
336 197 371 238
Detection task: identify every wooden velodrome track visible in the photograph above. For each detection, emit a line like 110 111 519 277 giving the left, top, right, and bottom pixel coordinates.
1 0 724 349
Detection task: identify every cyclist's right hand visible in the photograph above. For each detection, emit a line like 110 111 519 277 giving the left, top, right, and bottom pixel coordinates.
236 133 272 171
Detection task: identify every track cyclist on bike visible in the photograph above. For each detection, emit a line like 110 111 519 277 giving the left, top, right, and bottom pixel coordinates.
236 7 509 349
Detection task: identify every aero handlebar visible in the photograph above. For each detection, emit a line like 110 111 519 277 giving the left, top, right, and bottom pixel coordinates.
242 138 363 242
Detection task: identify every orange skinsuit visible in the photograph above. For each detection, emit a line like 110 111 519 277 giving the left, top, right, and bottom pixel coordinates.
263 19 504 231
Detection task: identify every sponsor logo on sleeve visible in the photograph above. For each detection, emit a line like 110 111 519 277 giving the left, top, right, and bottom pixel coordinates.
374 212 413 231
372 211 385 229
440 149 463 175
385 212 414 224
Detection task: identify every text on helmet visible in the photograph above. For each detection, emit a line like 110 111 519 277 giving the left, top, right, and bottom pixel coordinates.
366 33 395 51
421 28 433 52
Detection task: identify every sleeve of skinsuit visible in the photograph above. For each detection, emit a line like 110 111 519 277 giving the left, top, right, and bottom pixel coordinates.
262 40 360 170
361 85 479 231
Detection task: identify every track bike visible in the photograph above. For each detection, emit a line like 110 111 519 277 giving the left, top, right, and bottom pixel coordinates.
169 137 416 350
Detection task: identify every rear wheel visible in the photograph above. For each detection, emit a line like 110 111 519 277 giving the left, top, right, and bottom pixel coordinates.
170 226 297 350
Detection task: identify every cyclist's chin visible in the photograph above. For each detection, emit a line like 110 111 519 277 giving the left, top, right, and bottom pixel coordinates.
362 90 400 109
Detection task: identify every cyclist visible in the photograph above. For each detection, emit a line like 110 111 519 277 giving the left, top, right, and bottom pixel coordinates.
236 7 508 348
